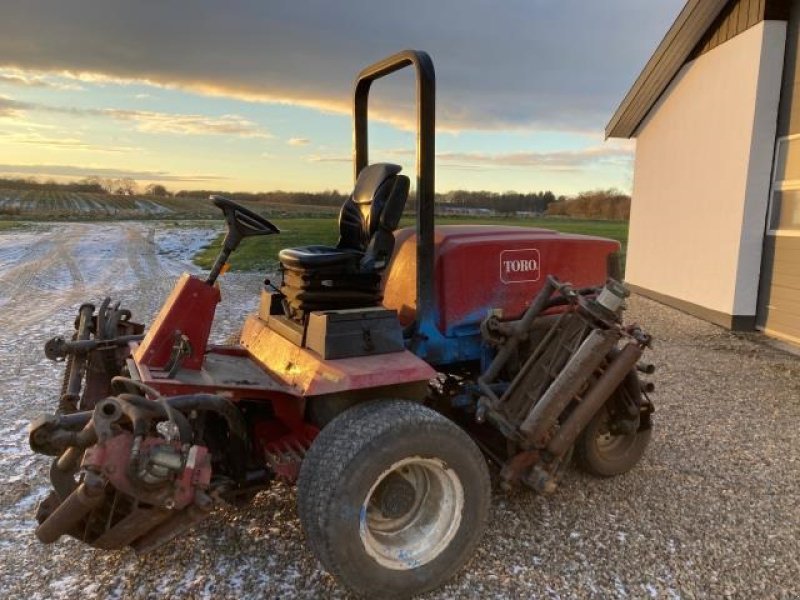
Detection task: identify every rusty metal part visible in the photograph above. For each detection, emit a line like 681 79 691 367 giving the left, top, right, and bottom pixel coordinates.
92 505 172 550
48 299 144 414
53 419 97 472
487 279 654 493
497 313 589 426
477 277 561 408
165 333 192 378
31 386 249 552
132 493 213 554
519 328 621 446
32 393 247 472
106 393 192 443
501 445 574 493
110 377 187 444
499 448 540 487
547 342 644 457
45 334 144 361
58 353 74 408
35 472 106 543
37 426 215 550
49 458 79 499
81 432 212 509
57 303 95 413
263 430 316 482
56 445 86 474
29 412 93 456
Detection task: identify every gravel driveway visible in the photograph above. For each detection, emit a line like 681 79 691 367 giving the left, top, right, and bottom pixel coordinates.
0 222 797 599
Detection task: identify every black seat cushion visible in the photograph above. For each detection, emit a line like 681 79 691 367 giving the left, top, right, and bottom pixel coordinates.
282 268 381 292
277 163 409 319
278 245 362 270
338 163 403 251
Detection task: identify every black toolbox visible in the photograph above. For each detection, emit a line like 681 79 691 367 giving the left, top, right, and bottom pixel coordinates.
305 307 404 359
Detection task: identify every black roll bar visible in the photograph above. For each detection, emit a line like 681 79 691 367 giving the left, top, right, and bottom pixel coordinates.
353 49 436 340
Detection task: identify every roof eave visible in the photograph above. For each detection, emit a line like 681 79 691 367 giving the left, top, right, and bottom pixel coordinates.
606 0 730 139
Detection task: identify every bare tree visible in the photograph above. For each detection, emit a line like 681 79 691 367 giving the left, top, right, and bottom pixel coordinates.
145 183 170 197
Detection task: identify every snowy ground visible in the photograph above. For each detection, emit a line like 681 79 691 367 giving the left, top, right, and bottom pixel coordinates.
0 222 798 598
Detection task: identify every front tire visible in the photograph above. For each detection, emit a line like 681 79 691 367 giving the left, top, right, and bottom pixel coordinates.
297 400 491 599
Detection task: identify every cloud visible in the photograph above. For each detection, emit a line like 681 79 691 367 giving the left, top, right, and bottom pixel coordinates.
0 73 50 88
0 163 228 182
307 154 350 163
308 144 633 171
0 131 136 153
102 109 271 137
435 146 633 171
287 137 310 146
0 0 684 132
1 97 271 138
0 96 33 117
0 69 84 91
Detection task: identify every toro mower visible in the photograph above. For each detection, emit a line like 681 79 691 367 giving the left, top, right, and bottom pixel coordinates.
29 50 654 598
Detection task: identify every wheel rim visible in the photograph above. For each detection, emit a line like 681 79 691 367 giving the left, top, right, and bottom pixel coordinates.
596 417 638 459
359 456 464 571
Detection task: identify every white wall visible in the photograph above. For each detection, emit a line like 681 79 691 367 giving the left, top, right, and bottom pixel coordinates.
627 21 787 317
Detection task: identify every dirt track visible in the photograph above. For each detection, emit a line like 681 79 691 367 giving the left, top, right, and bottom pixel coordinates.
0 222 798 599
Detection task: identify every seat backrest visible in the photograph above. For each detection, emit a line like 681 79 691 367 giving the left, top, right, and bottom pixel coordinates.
337 164 409 269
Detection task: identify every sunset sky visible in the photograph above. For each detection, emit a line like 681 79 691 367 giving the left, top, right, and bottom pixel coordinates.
0 1 684 195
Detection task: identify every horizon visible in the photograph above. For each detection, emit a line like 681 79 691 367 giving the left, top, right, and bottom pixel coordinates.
0 174 629 200
0 1 684 195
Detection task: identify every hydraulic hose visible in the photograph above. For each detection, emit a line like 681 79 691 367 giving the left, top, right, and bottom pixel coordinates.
111 376 186 441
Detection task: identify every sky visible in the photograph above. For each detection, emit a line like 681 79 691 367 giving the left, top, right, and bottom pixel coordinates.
0 0 685 195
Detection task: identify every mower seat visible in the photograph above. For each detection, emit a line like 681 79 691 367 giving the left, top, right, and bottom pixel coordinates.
278 163 409 318
278 245 363 270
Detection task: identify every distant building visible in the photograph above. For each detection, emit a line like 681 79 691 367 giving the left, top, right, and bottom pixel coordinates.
608 0 799 346
437 206 496 216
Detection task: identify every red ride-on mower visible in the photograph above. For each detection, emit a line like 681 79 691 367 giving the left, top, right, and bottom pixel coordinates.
29 50 655 598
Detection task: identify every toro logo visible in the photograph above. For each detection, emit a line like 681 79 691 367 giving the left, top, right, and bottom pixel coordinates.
500 248 541 284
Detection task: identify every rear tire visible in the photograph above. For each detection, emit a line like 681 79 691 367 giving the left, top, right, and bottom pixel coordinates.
296 399 491 599
574 405 651 477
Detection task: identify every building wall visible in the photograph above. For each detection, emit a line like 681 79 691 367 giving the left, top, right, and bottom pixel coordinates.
626 21 787 326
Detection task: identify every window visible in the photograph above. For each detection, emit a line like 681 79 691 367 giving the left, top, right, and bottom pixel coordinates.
768 189 800 231
768 136 800 234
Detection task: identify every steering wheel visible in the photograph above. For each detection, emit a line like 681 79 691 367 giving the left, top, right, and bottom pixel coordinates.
205 196 280 285
211 195 280 238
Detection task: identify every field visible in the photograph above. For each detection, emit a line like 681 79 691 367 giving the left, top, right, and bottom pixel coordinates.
194 215 629 271
0 189 337 220
0 189 629 272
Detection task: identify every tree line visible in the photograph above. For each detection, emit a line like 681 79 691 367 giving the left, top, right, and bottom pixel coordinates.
0 176 170 197
545 189 631 220
0 176 631 220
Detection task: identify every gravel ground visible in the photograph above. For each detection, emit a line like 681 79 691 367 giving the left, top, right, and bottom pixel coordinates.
0 222 798 599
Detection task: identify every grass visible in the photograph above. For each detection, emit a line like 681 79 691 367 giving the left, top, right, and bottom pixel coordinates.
193 215 629 271
0 220 31 231
0 188 338 221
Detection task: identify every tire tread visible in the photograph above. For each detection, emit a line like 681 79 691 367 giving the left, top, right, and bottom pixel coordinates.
296 399 490 597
